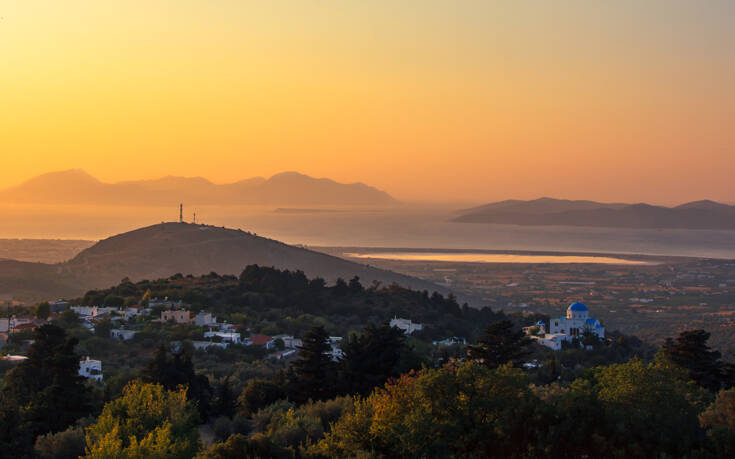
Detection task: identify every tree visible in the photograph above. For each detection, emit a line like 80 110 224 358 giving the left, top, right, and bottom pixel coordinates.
85 380 200 458
194 433 288 459
34 425 86 459
35 301 51 320
339 323 407 395
211 377 237 419
3 325 92 442
663 329 728 392
141 289 152 306
57 309 80 328
0 394 28 457
94 319 114 338
290 326 337 402
316 362 539 458
699 388 735 458
103 295 124 308
142 345 213 420
555 355 705 458
238 379 285 418
467 320 532 369
348 276 363 293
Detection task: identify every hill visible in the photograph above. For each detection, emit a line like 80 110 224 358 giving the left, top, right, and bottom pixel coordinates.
0 222 446 301
0 170 398 206
453 198 735 230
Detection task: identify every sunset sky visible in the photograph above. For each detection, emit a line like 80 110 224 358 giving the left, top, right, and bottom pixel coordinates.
1 1 733 204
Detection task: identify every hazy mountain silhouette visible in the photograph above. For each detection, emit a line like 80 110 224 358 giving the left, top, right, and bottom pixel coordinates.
0 222 445 301
454 198 735 230
0 170 397 206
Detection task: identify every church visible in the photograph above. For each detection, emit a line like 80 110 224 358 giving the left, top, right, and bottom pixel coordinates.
526 302 605 350
549 302 605 339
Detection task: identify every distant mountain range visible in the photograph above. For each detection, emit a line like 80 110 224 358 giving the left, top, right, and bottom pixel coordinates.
453 198 735 230
0 222 445 301
0 169 398 206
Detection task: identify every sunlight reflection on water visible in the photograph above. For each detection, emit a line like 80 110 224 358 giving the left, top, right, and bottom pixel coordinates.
344 252 655 265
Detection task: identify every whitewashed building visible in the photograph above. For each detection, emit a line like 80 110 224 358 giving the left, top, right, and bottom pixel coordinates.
192 341 229 350
527 302 605 351
194 312 217 327
390 317 423 335
204 331 241 344
71 306 118 317
79 357 103 382
272 335 303 349
549 302 605 339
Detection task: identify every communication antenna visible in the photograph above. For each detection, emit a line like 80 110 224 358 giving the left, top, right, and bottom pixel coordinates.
193 212 197 224
179 203 183 223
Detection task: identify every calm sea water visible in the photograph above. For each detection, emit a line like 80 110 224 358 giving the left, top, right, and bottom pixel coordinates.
2 204 734 259
345 252 655 265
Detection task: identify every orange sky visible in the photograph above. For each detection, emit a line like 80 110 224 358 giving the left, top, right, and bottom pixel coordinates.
1 1 733 204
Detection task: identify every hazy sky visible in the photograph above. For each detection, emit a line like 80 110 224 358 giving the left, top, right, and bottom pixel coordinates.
1 1 733 203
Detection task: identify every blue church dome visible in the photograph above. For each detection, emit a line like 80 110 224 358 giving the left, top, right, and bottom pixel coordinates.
568 302 588 312
536 320 545 326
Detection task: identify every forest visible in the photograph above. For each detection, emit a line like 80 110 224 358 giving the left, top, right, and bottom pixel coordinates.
1 266 734 458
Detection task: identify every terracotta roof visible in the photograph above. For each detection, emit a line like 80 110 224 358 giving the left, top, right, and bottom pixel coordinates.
12 323 39 330
250 334 273 346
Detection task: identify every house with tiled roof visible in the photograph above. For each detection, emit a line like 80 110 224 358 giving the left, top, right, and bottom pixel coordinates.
248 334 274 348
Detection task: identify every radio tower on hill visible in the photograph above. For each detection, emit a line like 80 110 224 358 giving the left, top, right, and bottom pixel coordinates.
179 203 183 223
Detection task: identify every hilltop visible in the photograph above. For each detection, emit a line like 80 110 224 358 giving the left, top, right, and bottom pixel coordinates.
0 170 398 206
453 198 735 230
0 222 446 301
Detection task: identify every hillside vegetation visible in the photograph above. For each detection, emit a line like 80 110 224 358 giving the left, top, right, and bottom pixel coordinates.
0 222 446 302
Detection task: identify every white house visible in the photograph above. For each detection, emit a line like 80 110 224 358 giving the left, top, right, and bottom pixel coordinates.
123 305 149 318
390 317 423 335
49 300 69 312
328 343 343 361
432 337 467 346
79 357 103 382
110 329 137 341
71 306 118 317
192 341 229 351
194 312 217 327
204 331 241 344
272 334 302 349
270 349 298 360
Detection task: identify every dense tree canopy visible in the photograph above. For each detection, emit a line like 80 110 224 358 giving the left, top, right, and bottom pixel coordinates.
142 345 213 419
289 326 337 403
339 322 407 396
1 324 94 457
467 319 532 369
84 380 200 458
663 329 734 392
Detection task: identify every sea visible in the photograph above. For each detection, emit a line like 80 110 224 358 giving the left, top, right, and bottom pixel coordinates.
2 204 735 259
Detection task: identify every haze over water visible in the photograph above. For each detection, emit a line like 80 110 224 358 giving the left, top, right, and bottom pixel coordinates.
3 204 735 259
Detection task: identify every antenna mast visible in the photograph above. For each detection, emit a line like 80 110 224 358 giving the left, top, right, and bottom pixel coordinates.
179 203 183 223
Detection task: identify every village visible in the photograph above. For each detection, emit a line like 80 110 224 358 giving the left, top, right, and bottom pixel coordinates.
0 297 434 384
